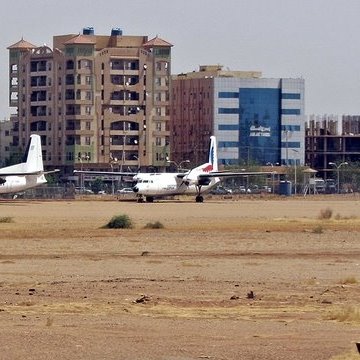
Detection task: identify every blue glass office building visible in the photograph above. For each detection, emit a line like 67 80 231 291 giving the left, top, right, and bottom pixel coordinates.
214 78 305 166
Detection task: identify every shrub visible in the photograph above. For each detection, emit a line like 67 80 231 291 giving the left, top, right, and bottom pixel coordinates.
0 217 13 223
312 225 323 234
104 214 133 229
144 221 164 229
318 208 333 220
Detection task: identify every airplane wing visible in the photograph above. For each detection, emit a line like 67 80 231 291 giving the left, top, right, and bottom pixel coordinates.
74 170 136 177
0 171 42 176
0 169 61 176
198 171 277 179
43 169 60 175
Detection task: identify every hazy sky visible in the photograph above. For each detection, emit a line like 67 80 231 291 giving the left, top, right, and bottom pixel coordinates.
2 0 360 118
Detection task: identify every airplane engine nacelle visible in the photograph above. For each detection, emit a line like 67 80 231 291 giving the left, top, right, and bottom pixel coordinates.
198 177 211 186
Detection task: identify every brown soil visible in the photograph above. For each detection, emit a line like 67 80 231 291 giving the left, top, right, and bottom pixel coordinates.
0 196 359 359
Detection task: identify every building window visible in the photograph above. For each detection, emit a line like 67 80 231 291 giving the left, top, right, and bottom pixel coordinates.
218 92 238 98
281 141 300 148
281 125 301 131
218 124 239 130
282 93 301 100
282 109 301 115
218 108 239 114
66 60 74 70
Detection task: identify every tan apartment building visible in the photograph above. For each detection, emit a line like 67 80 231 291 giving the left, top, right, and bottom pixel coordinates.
8 27 172 180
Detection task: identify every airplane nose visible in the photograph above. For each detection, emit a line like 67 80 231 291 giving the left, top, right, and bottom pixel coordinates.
133 186 139 193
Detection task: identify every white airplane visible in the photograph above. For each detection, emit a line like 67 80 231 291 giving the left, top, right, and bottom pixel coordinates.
0 134 59 195
74 136 276 203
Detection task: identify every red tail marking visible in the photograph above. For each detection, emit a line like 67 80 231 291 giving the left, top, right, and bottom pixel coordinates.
201 164 213 172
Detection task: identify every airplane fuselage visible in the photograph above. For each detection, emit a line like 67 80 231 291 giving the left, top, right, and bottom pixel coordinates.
0 174 47 194
133 172 219 198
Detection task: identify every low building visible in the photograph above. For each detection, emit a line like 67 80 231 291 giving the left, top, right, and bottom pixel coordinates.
305 114 360 178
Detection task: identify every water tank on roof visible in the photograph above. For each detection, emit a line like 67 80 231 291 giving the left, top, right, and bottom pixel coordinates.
111 28 123 36
83 27 94 35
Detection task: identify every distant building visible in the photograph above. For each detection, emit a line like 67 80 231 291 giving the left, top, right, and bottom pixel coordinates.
0 119 13 167
171 65 305 168
306 114 360 178
8 27 172 179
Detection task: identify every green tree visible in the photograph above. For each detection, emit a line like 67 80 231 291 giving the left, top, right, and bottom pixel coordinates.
91 178 104 194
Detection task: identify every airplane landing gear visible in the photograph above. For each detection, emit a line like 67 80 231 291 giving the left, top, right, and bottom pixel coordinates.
145 196 154 203
195 185 204 203
195 195 203 203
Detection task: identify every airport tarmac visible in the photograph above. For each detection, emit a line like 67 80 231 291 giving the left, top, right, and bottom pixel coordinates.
0 197 359 359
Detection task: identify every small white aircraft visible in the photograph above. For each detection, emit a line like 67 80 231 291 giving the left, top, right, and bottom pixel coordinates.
74 136 276 203
0 134 59 195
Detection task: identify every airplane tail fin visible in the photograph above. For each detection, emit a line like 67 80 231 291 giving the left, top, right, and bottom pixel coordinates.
23 134 44 173
208 136 218 172
191 135 218 173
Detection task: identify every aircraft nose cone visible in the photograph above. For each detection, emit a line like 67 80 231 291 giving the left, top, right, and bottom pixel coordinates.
133 186 139 193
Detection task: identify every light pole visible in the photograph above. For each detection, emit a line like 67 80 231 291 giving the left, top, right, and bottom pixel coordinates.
266 162 275 194
291 149 299 195
110 155 118 195
328 161 348 194
166 159 190 172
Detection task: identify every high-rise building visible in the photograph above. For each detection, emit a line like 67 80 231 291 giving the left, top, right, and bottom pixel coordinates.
171 65 305 168
8 27 172 179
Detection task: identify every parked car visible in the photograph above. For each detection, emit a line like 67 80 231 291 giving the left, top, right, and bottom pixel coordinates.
325 179 336 194
209 186 232 195
117 187 134 194
75 187 94 194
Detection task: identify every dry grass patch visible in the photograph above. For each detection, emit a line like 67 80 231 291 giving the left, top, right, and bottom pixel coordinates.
326 306 360 324
144 221 164 229
318 208 333 220
339 276 358 285
330 350 360 360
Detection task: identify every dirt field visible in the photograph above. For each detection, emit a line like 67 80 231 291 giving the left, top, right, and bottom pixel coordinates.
0 196 359 359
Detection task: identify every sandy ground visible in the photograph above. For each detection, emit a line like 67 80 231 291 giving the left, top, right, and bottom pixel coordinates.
0 195 359 359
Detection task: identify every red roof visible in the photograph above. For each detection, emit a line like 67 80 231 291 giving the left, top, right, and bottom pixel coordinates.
7 38 37 50
143 36 173 48
63 34 96 45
